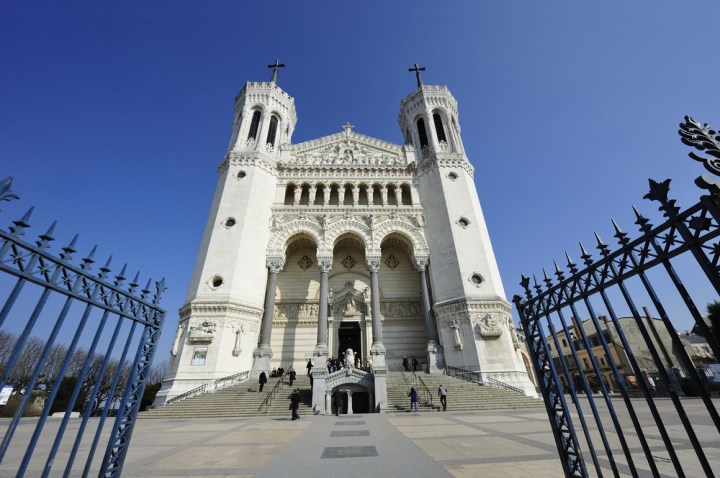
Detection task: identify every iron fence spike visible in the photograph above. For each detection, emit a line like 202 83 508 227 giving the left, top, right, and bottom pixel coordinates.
579 241 591 257
12 206 34 231
84 246 98 263
131 271 140 284
553 259 562 274
118 264 128 277
64 234 79 252
594 231 607 247
41 220 57 238
565 251 576 267
101 255 113 271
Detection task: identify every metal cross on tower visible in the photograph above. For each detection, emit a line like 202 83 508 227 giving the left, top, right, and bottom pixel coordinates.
408 63 426 88
268 59 285 83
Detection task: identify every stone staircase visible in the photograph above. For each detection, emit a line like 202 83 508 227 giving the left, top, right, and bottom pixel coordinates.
140 374 314 419
386 372 544 413
141 371 543 419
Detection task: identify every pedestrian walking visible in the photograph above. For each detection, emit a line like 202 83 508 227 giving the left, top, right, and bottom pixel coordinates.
438 384 447 411
307 358 313 375
412 356 419 372
408 387 419 413
332 390 343 416
258 371 267 392
402 356 410 372
290 389 301 420
289 369 296 386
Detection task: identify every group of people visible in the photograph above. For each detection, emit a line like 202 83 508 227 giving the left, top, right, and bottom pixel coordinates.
402 355 419 372
408 384 448 412
325 356 372 372
257 366 298 392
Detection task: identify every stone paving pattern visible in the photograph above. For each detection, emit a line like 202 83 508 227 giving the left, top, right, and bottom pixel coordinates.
0 398 718 477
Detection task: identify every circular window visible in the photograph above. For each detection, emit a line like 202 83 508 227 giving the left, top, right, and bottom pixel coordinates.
236 171 246 179
223 217 236 228
469 274 484 286
457 217 470 228
210 276 224 288
447 172 458 181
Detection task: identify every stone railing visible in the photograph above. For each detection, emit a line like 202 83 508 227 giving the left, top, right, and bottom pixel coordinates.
164 371 249 406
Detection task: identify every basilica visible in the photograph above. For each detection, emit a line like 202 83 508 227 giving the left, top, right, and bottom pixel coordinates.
154 64 536 412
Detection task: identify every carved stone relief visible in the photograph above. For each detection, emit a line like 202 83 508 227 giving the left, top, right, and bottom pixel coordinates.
274 303 320 321
473 313 504 338
188 320 216 343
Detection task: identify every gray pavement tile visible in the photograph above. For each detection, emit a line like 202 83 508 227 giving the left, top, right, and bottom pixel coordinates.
321 446 379 459
329 430 370 437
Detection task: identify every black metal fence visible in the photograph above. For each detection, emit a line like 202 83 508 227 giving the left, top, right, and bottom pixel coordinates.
0 177 166 477
513 117 720 477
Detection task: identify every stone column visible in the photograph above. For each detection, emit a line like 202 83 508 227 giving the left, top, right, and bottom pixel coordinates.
367 256 385 357
325 390 332 415
314 256 332 358
346 390 354 415
367 254 388 412
251 257 284 377
415 256 444 373
311 255 332 413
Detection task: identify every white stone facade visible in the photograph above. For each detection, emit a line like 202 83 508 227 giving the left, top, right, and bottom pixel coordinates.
154 78 536 409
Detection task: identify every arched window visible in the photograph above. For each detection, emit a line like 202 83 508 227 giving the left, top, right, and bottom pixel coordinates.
416 117 429 149
266 116 279 146
433 113 447 143
247 110 261 140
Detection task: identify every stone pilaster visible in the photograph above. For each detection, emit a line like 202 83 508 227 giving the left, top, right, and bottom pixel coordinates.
415 255 445 373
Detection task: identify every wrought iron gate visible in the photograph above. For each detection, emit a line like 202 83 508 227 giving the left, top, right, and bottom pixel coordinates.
513 117 720 477
0 177 166 477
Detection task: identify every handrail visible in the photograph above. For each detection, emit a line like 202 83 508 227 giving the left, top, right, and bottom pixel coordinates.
485 376 525 395
257 376 286 414
412 372 435 408
445 366 483 384
165 371 249 406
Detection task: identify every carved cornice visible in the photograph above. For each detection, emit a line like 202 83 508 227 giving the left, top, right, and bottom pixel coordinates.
218 152 278 177
433 297 512 320
179 301 263 321
416 154 474 178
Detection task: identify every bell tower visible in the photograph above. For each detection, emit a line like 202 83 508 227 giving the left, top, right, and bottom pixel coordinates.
154 63 297 405
399 65 535 395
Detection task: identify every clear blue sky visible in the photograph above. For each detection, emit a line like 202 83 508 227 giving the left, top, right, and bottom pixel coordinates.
1 1 719 357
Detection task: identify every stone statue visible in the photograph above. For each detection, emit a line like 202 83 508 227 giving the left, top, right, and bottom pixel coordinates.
345 348 354 368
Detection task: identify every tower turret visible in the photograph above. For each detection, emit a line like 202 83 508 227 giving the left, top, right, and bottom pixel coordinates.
399 72 535 395
154 69 297 405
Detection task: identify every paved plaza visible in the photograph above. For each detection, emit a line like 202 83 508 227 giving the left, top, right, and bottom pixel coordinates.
1 398 719 477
